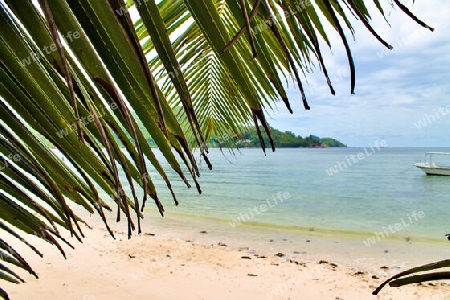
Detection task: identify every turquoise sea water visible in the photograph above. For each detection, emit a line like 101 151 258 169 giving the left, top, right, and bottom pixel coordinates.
143 147 450 243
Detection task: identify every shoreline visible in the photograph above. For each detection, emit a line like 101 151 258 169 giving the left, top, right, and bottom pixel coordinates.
76 208 450 271
139 211 450 270
146 208 447 244
4 223 449 300
4 206 450 299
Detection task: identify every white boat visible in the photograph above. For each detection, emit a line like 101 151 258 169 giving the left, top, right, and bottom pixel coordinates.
415 152 450 176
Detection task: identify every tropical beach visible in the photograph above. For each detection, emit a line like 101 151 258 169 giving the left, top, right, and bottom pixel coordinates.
1 0 450 299
4 217 449 300
4 148 450 299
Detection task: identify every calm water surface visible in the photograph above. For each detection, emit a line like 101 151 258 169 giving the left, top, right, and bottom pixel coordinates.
141 147 450 242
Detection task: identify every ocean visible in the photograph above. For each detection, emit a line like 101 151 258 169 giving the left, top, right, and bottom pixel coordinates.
70 146 450 271
143 147 450 243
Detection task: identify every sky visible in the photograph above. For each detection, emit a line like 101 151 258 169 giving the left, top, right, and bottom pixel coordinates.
21 0 449 147
268 0 450 147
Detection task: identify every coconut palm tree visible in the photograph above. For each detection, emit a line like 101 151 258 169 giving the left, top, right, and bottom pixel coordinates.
0 0 441 298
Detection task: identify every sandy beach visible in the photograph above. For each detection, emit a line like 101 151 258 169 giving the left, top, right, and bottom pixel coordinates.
4 215 449 300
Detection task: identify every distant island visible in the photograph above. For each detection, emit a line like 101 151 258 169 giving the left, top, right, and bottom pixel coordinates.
209 126 346 148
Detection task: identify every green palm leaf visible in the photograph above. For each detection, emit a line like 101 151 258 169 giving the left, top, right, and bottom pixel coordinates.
0 0 436 299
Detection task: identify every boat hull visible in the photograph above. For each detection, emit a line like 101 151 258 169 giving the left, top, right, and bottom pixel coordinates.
415 163 450 176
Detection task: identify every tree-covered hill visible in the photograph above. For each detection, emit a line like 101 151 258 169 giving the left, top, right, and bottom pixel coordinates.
209 127 346 148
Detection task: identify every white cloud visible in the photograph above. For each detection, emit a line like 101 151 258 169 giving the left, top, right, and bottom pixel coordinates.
271 0 450 147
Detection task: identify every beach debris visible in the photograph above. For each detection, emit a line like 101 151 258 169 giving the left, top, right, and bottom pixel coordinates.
128 254 136 259
166 254 171 258
144 233 155 236
354 271 365 275
319 260 328 264
247 273 258 276
309 227 315 231
218 242 227 247
384 250 389 253
428 283 436 286
372 275 379 279
329 263 338 268
275 252 285 258
256 255 267 258
269 239 274 242
282 238 288 241
289 259 306 267
241 256 252 260
200 230 208 234
270 262 279 266
306 240 311 243
405 237 411 242
239 247 250 251
380 266 389 270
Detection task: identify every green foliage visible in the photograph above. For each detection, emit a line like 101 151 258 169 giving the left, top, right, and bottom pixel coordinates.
318 137 346 147
210 126 346 148
0 0 436 298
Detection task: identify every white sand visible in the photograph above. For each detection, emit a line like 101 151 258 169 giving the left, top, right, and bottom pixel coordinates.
4 225 448 300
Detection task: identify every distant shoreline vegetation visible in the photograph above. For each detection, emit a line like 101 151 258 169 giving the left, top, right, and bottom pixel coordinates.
209 126 346 148
143 126 346 148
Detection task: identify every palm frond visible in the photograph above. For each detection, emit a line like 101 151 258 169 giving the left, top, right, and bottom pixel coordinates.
0 0 435 298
